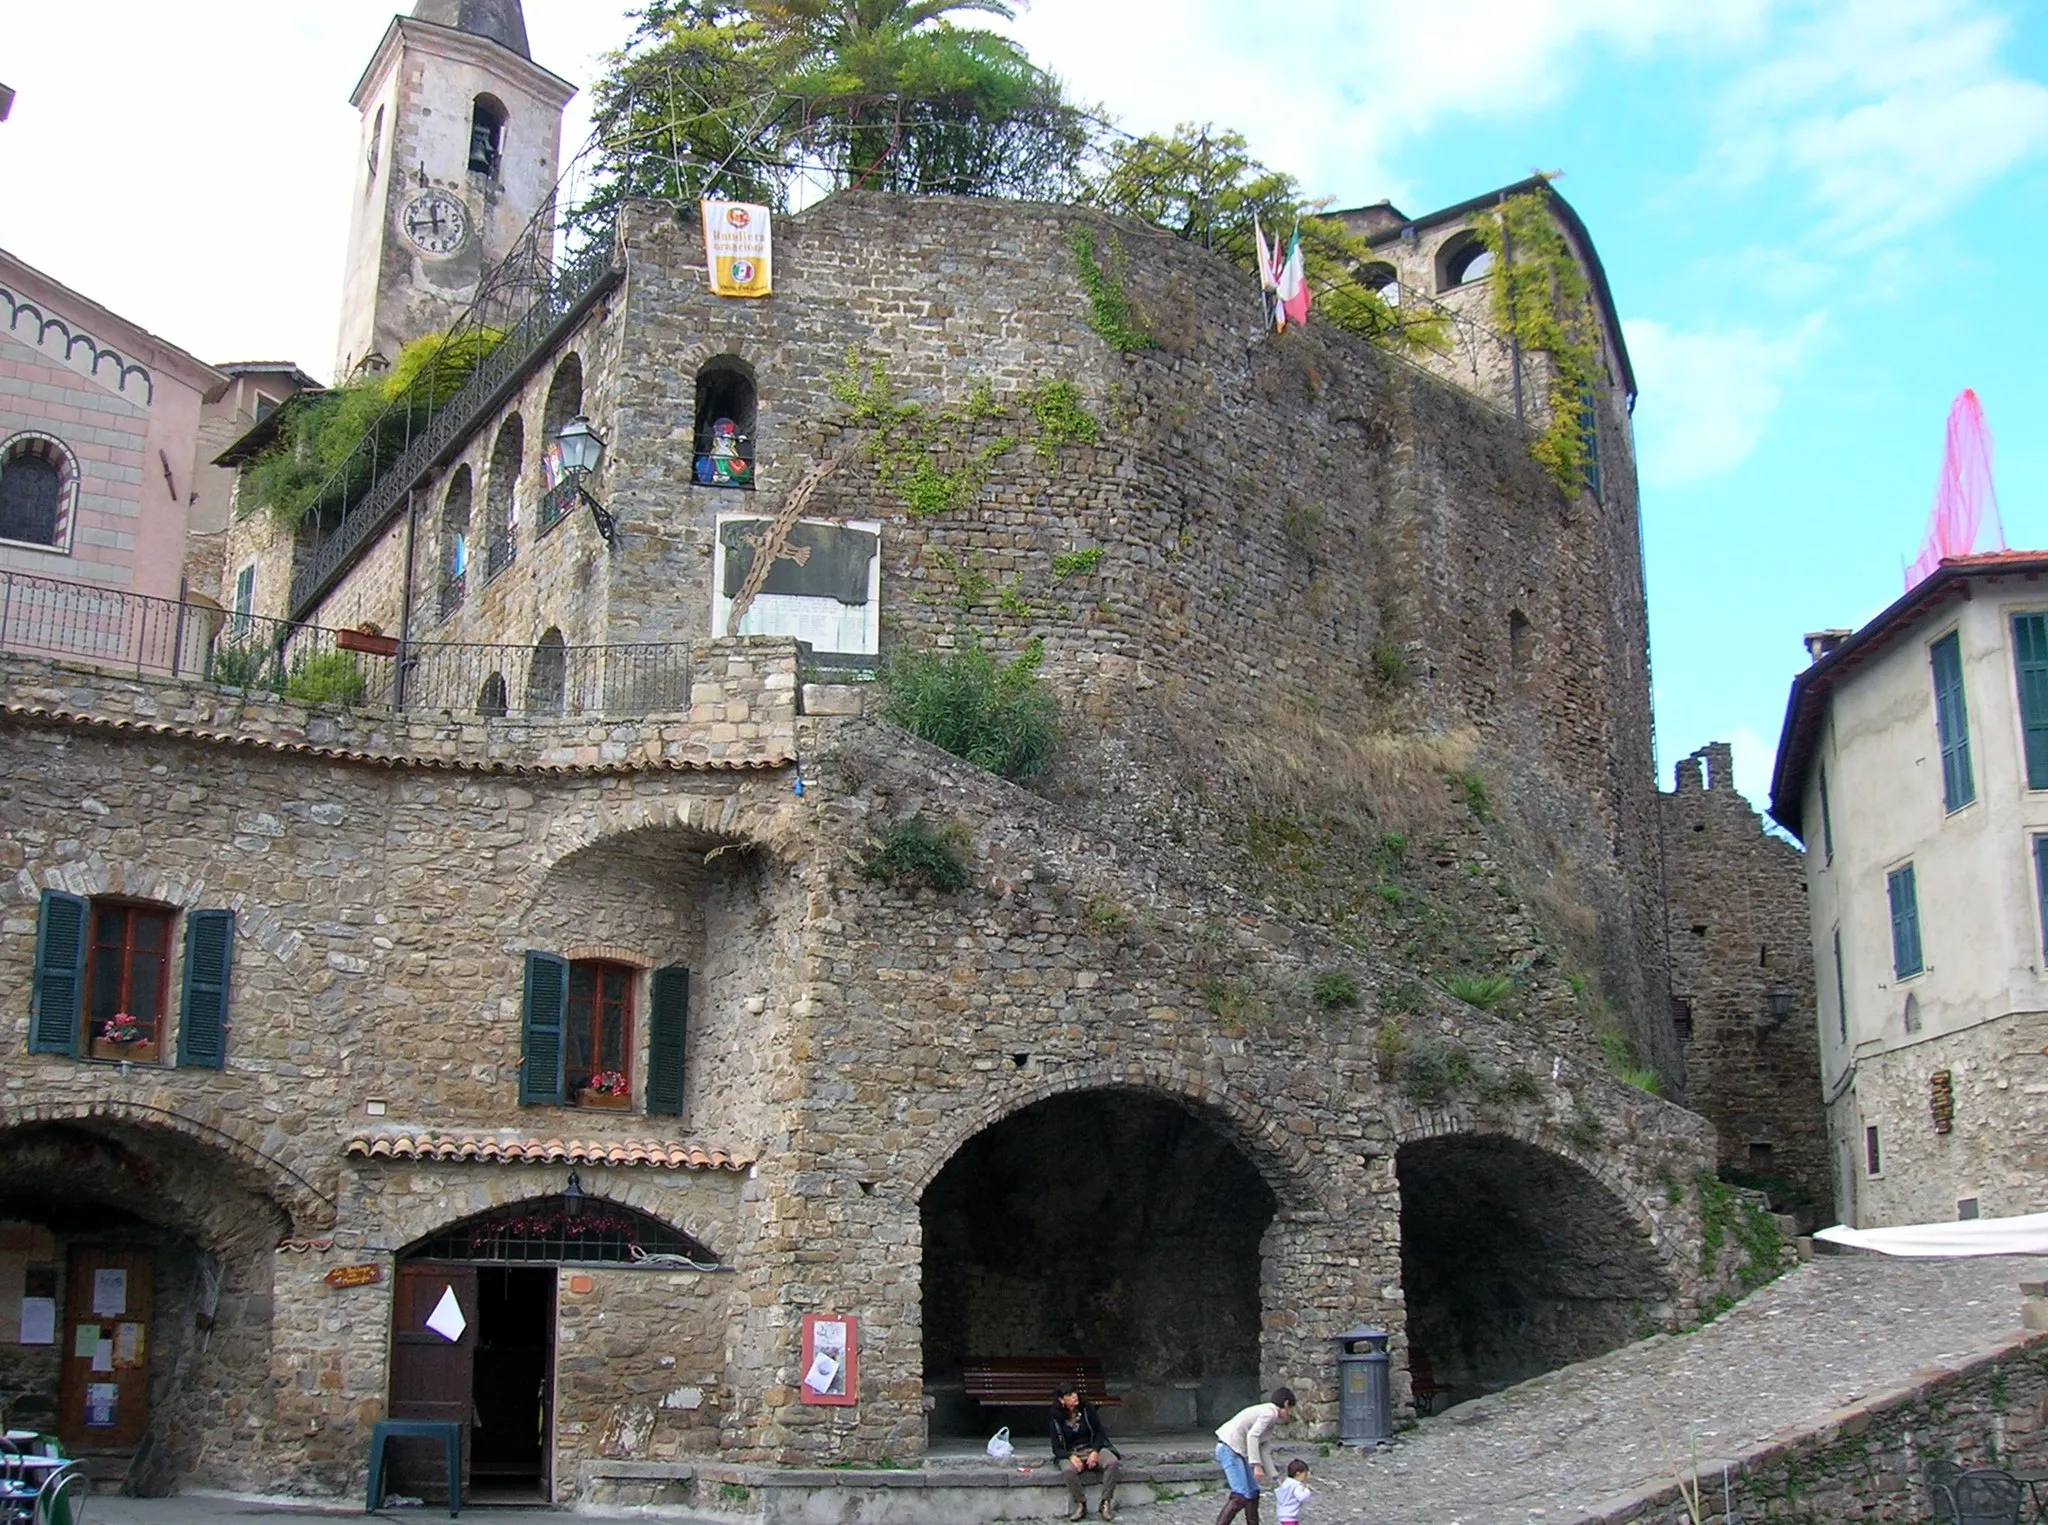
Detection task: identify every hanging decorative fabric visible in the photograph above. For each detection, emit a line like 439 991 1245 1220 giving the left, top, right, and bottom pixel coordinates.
1905 389 2004 590
702 200 773 298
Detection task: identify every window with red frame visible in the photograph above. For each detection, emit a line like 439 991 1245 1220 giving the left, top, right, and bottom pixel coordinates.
566 961 633 1099
87 903 173 1062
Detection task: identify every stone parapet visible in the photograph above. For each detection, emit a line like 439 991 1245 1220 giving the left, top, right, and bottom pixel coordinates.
0 636 799 773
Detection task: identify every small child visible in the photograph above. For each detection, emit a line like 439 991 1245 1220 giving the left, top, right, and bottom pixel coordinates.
1273 1459 1312 1525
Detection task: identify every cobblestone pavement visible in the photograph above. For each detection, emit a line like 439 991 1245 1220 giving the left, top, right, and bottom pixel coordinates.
1146 1255 2048 1525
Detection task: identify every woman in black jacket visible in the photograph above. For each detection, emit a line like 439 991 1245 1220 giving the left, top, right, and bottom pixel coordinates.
1050 1382 1122 1521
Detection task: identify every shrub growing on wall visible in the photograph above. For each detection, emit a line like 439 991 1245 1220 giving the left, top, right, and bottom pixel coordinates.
881 635 1059 780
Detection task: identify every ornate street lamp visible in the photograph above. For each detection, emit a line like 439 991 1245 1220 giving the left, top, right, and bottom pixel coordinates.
555 415 615 545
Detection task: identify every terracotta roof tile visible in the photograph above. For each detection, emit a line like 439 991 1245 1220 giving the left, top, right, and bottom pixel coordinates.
343 1130 751 1171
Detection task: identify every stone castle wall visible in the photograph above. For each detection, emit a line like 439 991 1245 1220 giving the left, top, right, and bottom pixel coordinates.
1660 743 1829 1225
0 651 1722 1495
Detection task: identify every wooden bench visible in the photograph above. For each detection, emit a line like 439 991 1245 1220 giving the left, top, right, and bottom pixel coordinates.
1406 1347 1453 1416
961 1356 1121 1411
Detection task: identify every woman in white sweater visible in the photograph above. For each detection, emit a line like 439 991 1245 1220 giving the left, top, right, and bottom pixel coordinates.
1211 1386 1296 1525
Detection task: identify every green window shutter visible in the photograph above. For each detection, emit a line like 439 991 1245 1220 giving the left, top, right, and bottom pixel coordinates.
1887 864 1923 978
520 952 568 1106
2014 615 2048 789
1929 632 1974 811
177 909 235 1069
646 965 690 1117
30 890 87 1056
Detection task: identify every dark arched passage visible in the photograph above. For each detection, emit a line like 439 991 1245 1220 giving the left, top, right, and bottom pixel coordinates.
0 1120 289 1492
921 1089 1276 1437
1396 1133 1669 1407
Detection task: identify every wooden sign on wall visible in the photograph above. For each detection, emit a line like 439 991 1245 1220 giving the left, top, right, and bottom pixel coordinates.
324 1264 384 1290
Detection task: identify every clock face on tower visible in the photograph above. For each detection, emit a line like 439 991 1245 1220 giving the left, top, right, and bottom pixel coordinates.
400 190 469 256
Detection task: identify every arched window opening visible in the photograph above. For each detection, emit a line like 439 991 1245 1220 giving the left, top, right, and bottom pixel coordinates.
525 627 566 715
1440 236 1496 291
485 414 523 578
477 672 508 718
0 434 77 550
1359 260 1400 305
367 105 385 181
1509 609 1533 678
439 465 472 619
401 1194 717 1266
468 95 507 180
539 356 584 533
694 359 756 490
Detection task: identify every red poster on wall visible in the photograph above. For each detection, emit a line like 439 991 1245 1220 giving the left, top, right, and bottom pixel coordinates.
799 1312 858 1406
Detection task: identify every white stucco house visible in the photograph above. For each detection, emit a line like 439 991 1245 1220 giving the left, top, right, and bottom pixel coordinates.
1773 551 2048 1228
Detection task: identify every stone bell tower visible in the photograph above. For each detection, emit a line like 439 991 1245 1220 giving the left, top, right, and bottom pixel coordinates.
332 0 574 382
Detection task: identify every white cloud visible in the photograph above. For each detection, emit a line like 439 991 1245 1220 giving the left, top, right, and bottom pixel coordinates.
1710 0 2048 247
1626 313 1825 488
1005 0 1767 203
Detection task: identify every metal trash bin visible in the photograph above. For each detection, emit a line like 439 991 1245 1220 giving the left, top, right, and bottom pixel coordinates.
1332 1325 1391 1446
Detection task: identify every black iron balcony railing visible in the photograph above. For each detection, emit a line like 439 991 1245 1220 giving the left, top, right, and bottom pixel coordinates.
286 220 622 621
0 568 690 720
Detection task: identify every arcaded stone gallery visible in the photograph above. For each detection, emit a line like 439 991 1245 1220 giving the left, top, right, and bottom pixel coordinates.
0 2 1817 1509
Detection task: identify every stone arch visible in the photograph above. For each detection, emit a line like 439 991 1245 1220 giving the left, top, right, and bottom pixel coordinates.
477 670 507 717
367 1168 731 1264
439 464 472 615
1391 1117 1676 1407
532 788 803 881
905 1061 1332 1216
1436 230 1496 292
524 625 565 713
693 355 756 489
485 413 523 576
0 1096 334 1234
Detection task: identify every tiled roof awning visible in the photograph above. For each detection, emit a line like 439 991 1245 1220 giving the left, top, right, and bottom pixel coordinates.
345 1132 751 1171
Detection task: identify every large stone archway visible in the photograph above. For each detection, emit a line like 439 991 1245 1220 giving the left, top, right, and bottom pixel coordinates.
1395 1130 1674 1407
0 1116 294 1494
917 1084 1304 1437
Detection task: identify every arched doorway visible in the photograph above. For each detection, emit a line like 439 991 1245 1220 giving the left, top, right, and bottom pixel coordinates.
920 1090 1277 1439
1396 1133 1669 1408
389 1191 716 1506
0 1119 290 1493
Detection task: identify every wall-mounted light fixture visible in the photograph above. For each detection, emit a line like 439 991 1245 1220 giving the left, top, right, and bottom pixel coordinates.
563 1170 585 1217
555 415 615 546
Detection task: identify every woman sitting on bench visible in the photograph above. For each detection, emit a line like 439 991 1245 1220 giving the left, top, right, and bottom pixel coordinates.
1051 1381 1122 1521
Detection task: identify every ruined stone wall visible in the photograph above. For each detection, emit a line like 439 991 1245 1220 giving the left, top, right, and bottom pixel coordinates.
1660 743 1829 1225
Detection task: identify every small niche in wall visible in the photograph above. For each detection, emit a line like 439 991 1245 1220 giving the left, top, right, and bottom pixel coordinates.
1903 993 1922 1034
1957 1197 1980 1220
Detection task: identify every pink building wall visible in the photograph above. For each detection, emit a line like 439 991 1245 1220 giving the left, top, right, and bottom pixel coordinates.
0 250 223 600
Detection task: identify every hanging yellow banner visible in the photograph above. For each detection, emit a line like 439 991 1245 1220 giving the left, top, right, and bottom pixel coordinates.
702 200 773 298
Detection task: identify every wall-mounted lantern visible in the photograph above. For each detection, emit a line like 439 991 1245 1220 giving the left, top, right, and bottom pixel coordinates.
556 415 615 546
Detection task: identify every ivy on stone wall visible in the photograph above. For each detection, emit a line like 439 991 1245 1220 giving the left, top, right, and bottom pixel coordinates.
1477 187 1602 497
1068 228 1157 353
829 353 1103 522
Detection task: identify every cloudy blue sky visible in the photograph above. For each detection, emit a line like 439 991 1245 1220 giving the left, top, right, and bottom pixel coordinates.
4 0 2044 818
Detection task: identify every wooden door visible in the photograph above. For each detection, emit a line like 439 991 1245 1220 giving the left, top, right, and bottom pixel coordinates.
388 1263 478 1500
56 1249 152 1453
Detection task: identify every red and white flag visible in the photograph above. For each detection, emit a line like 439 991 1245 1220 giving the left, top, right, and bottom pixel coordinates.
1276 227 1311 330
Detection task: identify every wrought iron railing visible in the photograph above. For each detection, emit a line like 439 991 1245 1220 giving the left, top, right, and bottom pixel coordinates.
286 217 622 620
0 569 690 720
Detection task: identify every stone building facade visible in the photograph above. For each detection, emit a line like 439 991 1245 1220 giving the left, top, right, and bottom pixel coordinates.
0 2 1813 1501
1659 743 1827 1227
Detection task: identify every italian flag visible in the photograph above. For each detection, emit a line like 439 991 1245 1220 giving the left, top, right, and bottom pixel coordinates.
1275 227 1310 331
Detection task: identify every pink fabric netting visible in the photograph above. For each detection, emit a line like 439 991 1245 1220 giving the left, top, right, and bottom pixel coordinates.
1906 389 2006 590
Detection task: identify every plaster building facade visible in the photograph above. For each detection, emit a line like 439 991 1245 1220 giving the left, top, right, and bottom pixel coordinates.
0 249 224 611
1773 553 2048 1228
0 0 1817 1508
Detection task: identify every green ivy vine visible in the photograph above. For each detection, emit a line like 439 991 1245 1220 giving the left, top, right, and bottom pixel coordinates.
828 353 1101 520
1068 228 1157 353
1477 188 1602 497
